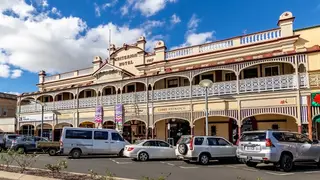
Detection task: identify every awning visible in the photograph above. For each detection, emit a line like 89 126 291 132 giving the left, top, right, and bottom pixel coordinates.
314 116 320 123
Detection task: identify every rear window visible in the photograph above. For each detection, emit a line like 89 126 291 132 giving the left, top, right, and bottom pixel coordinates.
7 135 18 139
65 130 92 139
177 136 191 144
240 133 266 142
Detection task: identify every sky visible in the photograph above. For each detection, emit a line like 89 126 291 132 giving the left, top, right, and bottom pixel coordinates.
1 0 320 95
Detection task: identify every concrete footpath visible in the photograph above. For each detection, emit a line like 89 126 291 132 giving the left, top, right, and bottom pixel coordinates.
0 170 137 180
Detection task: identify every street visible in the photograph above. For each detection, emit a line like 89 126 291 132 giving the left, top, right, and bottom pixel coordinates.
3 154 320 180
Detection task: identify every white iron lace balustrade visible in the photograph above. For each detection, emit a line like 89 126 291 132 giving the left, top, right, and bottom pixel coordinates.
153 86 190 101
78 97 97 108
192 81 237 97
122 92 147 104
20 104 36 113
239 74 296 93
34 102 54 111
299 73 308 88
55 100 75 110
102 95 117 106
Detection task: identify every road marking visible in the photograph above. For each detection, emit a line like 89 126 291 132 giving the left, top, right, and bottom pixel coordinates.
304 171 320 174
265 172 294 176
116 162 133 164
206 165 225 168
179 166 198 169
226 165 238 169
166 163 175 166
242 168 258 172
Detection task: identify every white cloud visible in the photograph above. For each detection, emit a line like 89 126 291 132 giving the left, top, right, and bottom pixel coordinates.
102 0 118 9
170 14 181 25
188 14 200 31
122 0 177 17
0 0 160 76
51 7 61 17
11 69 23 78
0 0 35 18
142 20 165 30
0 64 10 78
4 92 21 95
94 3 101 17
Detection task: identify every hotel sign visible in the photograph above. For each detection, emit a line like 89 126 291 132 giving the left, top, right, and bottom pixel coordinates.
20 113 54 122
154 105 190 113
115 53 137 61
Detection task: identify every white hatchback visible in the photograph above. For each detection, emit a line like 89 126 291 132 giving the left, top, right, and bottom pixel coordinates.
124 139 176 161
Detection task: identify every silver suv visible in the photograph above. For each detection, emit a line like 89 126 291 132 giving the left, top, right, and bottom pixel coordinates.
237 130 320 172
175 135 237 165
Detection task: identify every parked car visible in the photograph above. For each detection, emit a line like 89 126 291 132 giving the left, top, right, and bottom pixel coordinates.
237 130 320 172
175 135 238 165
37 141 60 156
3 134 21 150
59 127 129 158
0 135 5 151
11 136 49 153
124 139 176 161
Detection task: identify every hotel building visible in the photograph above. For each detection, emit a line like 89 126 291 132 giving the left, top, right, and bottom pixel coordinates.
17 12 320 143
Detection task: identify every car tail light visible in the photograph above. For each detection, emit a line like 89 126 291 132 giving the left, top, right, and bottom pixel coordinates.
59 140 63 147
127 147 134 151
189 136 194 151
266 138 272 147
12 140 16 144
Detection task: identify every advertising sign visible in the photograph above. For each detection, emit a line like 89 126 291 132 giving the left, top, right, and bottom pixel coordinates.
115 104 123 132
311 92 320 107
20 114 54 122
95 105 103 123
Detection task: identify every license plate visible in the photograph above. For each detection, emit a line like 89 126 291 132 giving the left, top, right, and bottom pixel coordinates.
245 146 259 151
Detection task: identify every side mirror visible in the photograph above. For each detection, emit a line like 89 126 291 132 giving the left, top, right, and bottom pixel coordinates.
313 140 319 144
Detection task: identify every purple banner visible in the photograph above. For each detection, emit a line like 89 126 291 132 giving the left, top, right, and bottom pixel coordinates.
115 104 123 131
95 105 103 123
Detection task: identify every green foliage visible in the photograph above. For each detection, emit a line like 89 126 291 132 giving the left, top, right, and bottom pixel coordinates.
141 173 171 180
0 150 16 169
88 169 116 180
12 152 37 173
45 160 68 177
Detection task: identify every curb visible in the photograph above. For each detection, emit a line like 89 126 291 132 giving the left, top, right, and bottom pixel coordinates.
0 165 137 180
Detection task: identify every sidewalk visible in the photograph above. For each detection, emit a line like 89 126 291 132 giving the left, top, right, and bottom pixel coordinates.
0 171 58 180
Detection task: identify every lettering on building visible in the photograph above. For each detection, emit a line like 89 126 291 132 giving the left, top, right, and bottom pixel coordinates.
146 58 154 63
115 54 138 61
155 106 190 113
119 60 134 67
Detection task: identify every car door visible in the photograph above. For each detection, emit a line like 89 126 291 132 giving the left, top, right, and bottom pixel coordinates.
157 140 175 159
93 131 110 154
216 138 236 157
207 137 221 157
142 140 159 159
110 132 125 154
295 133 317 160
25 136 37 151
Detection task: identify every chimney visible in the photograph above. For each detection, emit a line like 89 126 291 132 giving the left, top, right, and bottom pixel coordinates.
38 70 46 84
93 56 102 71
137 36 146 50
277 11 295 37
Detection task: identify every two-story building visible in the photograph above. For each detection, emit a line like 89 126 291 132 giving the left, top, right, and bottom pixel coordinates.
0 92 17 134
17 12 320 143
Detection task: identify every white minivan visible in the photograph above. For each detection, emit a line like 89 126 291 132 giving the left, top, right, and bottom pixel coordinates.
59 127 129 158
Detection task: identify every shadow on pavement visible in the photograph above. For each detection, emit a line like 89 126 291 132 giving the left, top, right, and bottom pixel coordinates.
255 163 320 172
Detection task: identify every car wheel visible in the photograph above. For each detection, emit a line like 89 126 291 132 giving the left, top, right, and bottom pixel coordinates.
280 154 293 172
138 152 149 161
199 154 210 165
70 149 81 159
17 147 25 154
48 148 57 156
118 149 124 157
245 161 258 167
316 157 320 168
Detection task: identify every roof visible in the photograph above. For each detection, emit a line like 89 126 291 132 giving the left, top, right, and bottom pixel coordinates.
92 61 135 77
0 93 17 100
294 24 320 32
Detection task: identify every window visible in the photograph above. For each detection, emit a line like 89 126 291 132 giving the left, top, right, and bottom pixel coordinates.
2 107 7 116
105 88 112 95
86 91 92 97
143 140 157 146
265 66 279 76
207 138 218 146
240 132 266 142
271 124 279 130
157 141 170 147
211 126 216 136
168 79 178 88
57 95 62 101
127 85 135 93
65 130 92 139
201 74 214 82
194 137 204 145
243 68 258 79
295 133 312 144
111 132 124 141
225 73 236 81
217 138 230 146
94 131 109 140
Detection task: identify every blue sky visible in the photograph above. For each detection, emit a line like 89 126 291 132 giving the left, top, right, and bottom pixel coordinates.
1 0 320 95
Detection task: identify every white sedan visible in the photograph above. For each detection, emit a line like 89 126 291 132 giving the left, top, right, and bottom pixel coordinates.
123 139 176 161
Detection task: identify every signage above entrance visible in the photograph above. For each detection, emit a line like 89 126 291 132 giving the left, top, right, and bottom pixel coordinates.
115 53 137 61
20 114 54 122
154 105 190 113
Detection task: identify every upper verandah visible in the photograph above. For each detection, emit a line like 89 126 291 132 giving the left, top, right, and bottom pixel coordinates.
39 11 312 84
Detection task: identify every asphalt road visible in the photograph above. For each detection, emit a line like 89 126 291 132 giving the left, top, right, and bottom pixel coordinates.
2 154 320 180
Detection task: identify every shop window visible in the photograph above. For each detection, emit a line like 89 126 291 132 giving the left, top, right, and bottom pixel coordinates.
193 76 200 85
272 124 279 130
127 85 135 93
2 108 7 116
243 68 258 79
215 70 222 82
57 95 62 101
201 74 214 82
167 79 178 88
104 88 112 95
85 91 92 97
225 72 236 81
265 66 279 77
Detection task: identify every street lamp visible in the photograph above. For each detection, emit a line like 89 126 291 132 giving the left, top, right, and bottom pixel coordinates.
30 100 46 138
199 79 214 136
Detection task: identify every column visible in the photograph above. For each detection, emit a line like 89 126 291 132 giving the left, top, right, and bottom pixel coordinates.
307 95 313 139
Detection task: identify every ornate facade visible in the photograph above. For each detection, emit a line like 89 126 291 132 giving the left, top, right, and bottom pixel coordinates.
17 12 320 143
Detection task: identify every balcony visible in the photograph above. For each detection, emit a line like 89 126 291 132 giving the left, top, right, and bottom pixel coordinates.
19 73 307 113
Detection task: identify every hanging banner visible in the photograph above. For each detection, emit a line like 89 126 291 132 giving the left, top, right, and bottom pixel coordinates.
311 92 320 107
115 104 123 132
95 105 103 125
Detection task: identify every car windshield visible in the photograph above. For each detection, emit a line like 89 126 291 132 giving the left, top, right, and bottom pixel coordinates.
7 135 19 139
240 132 266 142
177 136 191 144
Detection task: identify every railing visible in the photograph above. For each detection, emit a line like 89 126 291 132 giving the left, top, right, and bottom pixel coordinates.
309 73 320 88
165 28 281 60
60 72 74 79
43 68 93 83
240 29 281 45
20 74 308 112
44 75 56 82
78 68 93 76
